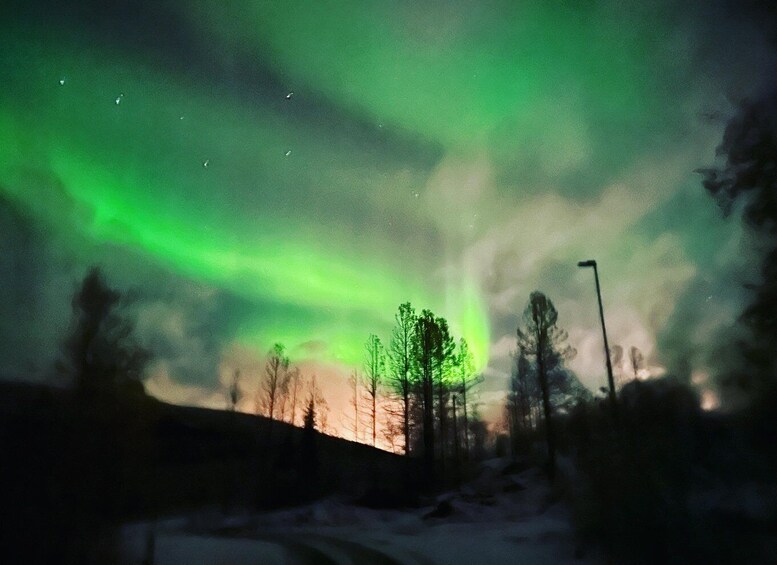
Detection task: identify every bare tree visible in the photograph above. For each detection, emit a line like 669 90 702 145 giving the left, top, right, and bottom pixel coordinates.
381 397 405 454
303 396 317 430
363 334 386 447
517 291 576 478
388 302 416 454
257 343 289 421
286 367 302 426
277 372 292 423
344 370 363 442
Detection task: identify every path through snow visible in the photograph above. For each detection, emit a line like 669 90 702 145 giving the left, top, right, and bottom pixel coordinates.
121 460 599 564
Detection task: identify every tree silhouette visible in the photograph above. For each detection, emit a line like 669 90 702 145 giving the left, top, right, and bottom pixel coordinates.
699 91 777 400
228 368 240 411
516 291 575 477
53 267 149 559
414 309 439 483
433 315 454 478
456 338 478 461
388 302 416 454
381 399 405 454
344 370 362 442
303 396 316 430
285 367 302 426
257 343 289 421
363 334 385 447
61 266 148 398
300 393 319 499
505 350 539 452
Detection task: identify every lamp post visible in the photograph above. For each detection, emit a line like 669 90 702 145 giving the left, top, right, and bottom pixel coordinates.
578 259 617 413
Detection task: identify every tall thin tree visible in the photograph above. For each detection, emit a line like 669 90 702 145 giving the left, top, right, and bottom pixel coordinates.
388 302 416 454
286 367 302 426
346 370 362 442
516 291 575 478
457 338 476 460
434 316 454 476
505 351 538 452
257 343 289 422
414 310 439 483
363 334 386 447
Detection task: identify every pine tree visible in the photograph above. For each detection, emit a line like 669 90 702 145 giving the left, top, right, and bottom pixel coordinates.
516 291 575 477
61 267 149 399
388 302 416 454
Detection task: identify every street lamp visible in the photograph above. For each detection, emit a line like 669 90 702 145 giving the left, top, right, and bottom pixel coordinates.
578 259 617 413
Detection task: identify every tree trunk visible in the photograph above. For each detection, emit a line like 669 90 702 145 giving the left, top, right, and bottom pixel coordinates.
403 391 410 455
437 374 446 483
461 384 470 461
536 344 555 479
372 392 377 447
422 368 435 485
452 395 460 483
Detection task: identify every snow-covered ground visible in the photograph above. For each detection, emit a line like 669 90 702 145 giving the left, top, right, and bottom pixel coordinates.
121 459 600 564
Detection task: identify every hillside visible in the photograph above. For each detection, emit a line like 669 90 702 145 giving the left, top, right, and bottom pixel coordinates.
0 381 415 562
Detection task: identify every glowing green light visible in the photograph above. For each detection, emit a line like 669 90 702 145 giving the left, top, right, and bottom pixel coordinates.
0 27 491 369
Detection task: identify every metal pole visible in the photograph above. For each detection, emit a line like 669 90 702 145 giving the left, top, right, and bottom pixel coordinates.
578 260 617 413
592 263 617 412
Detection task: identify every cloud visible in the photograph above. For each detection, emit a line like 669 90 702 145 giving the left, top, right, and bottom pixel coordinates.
0 195 80 381
132 283 223 388
144 364 226 410
3 0 777 425
429 126 752 416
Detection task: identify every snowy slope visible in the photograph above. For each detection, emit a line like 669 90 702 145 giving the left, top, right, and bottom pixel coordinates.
121 459 600 564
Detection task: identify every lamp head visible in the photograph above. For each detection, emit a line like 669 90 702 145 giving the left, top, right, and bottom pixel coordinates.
577 259 596 268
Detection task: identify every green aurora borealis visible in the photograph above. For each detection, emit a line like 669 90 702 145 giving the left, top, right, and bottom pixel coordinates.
2 1 775 413
2 3 496 368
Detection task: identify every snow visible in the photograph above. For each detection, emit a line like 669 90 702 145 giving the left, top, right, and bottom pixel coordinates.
121 459 600 564
151 535 286 564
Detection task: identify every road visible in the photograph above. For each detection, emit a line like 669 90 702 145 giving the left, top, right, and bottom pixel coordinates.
130 529 434 564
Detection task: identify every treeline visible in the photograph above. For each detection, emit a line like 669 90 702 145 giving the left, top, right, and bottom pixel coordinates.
240 342 329 434
349 302 485 485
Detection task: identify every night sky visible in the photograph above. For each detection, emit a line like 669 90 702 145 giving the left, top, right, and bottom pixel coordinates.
2 1 776 424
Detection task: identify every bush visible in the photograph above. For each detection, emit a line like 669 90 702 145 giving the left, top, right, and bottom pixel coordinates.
567 378 705 564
